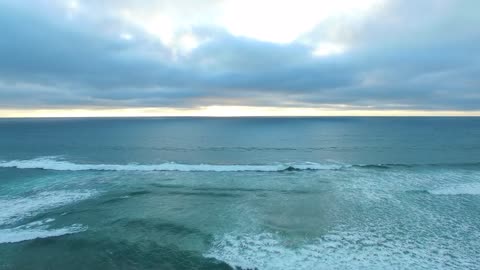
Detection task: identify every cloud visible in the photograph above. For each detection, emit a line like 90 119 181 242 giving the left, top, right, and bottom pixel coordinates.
0 0 479 112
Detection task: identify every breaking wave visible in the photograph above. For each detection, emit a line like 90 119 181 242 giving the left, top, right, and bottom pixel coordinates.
0 157 346 172
0 218 87 244
0 191 94 244
1 157 479 172
0 190 95 226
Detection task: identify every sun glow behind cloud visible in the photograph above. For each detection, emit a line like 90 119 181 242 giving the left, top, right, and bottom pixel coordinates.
121 10 176 46
221 0 382 44
113 0 382 56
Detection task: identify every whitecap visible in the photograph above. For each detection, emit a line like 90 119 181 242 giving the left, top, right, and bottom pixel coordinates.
0 219 86 244
0 157 346 172
0 190 95 225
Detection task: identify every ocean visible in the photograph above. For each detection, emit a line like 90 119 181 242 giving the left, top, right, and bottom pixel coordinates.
0 117 479 269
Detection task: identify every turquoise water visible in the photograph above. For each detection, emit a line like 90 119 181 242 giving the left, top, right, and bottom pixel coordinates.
0 117 479 269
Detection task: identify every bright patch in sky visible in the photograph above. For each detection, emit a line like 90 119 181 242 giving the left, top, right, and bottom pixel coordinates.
178 33 199 52
65 0 80 18
67 0 79 11
115 0 382 49
221 0 382 43
313 42 346 57
120 33 133 41
121 10 175 45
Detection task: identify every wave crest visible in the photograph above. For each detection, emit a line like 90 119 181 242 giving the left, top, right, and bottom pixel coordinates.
0 218 86 244
0 157 346 172
0 190 95 225
2 157 479 172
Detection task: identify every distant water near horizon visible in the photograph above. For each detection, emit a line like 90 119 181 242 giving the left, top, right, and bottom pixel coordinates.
1 117 479 269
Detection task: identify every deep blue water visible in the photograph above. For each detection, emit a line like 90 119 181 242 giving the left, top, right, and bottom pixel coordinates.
0 117 479 269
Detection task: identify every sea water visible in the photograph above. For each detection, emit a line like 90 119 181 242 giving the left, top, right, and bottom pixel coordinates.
0 117 479 269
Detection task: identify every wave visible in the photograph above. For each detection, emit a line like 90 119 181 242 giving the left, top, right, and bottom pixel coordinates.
0 190 95 226
1 157 479 172
0 191 92 243
428 183 480 195
0 157 346 172
353 164 391 169
0 218 86 244
354 162 480 169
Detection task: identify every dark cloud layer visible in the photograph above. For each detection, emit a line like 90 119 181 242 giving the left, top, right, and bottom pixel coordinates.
0 0 479 111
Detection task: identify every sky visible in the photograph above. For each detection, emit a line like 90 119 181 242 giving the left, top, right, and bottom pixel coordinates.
0 0 479 117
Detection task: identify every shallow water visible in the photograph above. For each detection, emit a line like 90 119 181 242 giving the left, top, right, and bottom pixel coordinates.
0 117 479 269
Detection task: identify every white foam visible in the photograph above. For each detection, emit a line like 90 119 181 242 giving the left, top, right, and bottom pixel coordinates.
0 157 345 172
0 190 95 225
429 183 480 195
205 231 476 270
0 219 86 244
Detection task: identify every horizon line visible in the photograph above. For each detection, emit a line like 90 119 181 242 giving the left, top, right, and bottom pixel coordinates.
1 106 480 118
2 115 480 119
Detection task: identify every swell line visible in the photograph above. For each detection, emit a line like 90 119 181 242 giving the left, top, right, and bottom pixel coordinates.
0 157 345 172
1 157 479 172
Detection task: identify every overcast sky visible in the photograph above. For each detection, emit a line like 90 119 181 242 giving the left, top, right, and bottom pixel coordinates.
0 0 479 116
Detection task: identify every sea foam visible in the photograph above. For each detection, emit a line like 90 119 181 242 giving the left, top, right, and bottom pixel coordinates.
0 218 86 244
0 191 94 244
0 157 346 172
428 183 480 195
0 190 95 226
205 231 477 270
